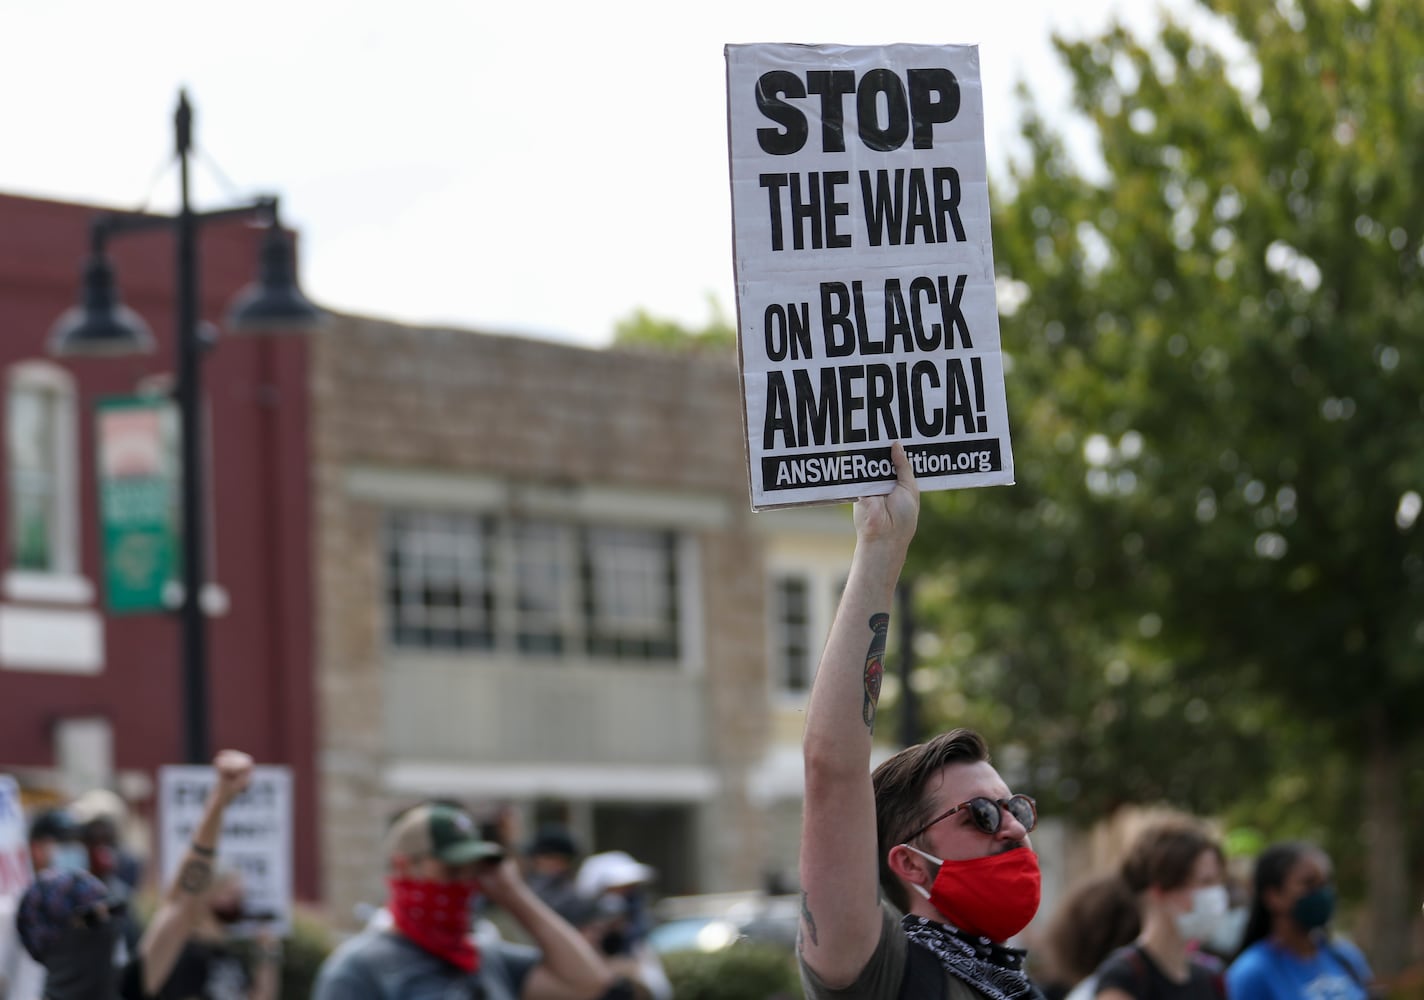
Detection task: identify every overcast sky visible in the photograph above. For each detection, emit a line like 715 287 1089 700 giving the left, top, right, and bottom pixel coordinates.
2 0 1197 348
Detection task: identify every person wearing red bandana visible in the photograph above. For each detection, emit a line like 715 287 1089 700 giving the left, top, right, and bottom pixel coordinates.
798 443 1045 1000
313 802 620 1000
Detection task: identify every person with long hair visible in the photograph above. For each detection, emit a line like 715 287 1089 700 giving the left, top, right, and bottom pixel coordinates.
1037 873 1141 1000
1226 841 1374 1000
1093 819 1227 1000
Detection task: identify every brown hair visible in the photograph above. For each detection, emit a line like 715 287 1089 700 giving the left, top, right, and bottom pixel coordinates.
1041 873 1141 985
1120 819 1223 894
870 728 990 912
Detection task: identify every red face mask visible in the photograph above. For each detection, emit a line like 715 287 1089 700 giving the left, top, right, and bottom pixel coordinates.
903 844 1042 942
387 877 480 972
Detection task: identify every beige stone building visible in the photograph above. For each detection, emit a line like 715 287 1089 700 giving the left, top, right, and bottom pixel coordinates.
309 315 855 925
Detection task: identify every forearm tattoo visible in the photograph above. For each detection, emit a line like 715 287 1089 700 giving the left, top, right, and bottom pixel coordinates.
863 613 888 733
800 890 819 948
178 857 213 895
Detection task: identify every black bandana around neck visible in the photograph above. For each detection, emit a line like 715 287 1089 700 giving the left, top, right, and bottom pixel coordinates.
902 914 1036 1000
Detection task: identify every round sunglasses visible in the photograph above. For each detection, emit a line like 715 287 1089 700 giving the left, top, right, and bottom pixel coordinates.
905 794 1038 842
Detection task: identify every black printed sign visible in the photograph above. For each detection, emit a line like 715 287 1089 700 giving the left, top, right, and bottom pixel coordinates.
726 43 1015 509
159 765 293 936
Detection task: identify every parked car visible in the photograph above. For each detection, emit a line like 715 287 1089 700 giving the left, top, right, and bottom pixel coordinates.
647 891 800 954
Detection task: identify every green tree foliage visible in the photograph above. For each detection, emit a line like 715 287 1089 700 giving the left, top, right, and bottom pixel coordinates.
612 295 737 354
906 0 1423 971
274 907 336 999
662 943 802 1000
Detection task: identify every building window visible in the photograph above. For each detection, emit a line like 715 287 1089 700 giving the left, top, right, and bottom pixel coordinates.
387 510 496 650
772 575 812 693
55 717 113 794
6 363 78 576
514 518 574 654
582 526 679 659
389 511 681 662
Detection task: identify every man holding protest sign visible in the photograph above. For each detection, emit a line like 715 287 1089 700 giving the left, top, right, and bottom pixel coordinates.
726 40 1037 999
795 444 1041 1000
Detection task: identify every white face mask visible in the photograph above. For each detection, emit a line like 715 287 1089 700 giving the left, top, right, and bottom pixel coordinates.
49 844 90 873
1174 885 1229 941
1204 906 1248 956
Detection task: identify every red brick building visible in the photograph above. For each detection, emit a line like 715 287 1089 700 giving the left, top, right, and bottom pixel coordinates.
0 192 320 898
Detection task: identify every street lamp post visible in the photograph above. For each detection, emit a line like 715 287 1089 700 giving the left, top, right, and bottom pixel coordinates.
48 90 323 764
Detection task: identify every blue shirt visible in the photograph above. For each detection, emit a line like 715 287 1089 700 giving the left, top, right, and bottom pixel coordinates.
1225 937 1370 1000
312 927 539 1000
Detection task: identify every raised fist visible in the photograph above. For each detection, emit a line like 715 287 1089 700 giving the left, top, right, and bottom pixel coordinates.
212 749 255 805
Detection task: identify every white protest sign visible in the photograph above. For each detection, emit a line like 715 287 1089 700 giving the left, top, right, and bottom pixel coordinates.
0 776 41 1000
0 776 32 901
727 43 1015 509
158 765 292 936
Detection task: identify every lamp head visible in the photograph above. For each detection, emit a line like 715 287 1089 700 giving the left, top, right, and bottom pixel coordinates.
47 253 156 357
226 223 324 333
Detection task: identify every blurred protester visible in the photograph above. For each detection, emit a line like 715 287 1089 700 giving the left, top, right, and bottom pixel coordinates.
16 869 126 1000
523 825 583 923
575 853 655 956
312 802 623 1000
1197 861 1250 967
28 810 87 876
70 790 144 897
72 790 146 971
1093 819 1227 1000
15 750 255 1000
1226 841 1374 1000
573 852 671 1000
0 809 87 1000
152 864 281 1000
1037 873 1140 1000
359 802 509 951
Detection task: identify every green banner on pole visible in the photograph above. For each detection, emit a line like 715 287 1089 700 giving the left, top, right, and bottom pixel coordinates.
97 396 180 614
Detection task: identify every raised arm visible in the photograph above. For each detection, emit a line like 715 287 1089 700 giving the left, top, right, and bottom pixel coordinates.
798 442 919 988
477 857 616 1000
138 749 254 996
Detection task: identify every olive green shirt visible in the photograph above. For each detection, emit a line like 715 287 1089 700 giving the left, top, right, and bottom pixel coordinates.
799 903 987 1000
